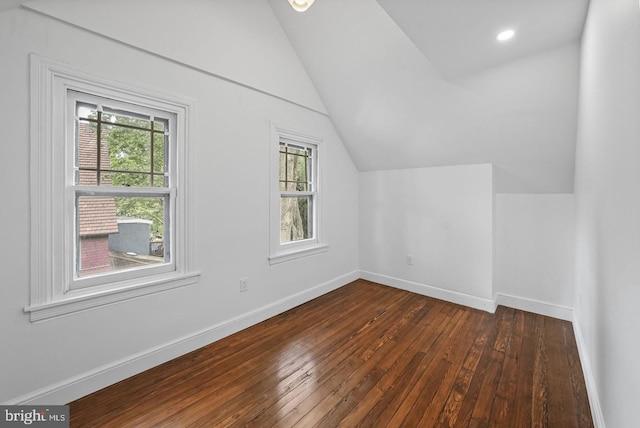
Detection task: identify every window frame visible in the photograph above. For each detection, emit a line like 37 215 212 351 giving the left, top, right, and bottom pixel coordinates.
269 123 328 264
27 55 199 321
67 91 176 289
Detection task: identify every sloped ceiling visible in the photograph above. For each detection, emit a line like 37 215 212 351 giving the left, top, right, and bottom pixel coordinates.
21 0 328 114
268 0 589 192
378 0 588 80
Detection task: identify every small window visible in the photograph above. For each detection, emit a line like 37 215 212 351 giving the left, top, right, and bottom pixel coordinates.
27 55 199 321
279 142 315 243
269 124 327 264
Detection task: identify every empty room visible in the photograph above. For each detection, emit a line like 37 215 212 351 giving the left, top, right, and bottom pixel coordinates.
1 0 638 426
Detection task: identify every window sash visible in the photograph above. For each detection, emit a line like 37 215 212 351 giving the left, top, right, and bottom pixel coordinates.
69 186 176 291
280 194 315 244
279 142 315 192
74 100 170 188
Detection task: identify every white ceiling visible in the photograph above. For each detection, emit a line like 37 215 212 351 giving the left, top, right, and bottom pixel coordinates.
377 0 589 79
268 0 590 192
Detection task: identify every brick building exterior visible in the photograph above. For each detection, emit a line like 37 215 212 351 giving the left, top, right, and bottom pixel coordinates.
77 120 118 276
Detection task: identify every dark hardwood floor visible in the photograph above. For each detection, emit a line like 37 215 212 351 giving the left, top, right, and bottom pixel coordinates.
69 280 593 427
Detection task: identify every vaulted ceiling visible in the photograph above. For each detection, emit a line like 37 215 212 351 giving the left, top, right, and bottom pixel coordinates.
268 0 590 192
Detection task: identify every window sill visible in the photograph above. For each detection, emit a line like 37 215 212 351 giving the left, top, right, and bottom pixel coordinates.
24 271 200 322
268 244 329 265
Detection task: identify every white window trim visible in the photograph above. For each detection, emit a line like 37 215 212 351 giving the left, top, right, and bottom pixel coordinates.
269 123 328 264
26 54 200 321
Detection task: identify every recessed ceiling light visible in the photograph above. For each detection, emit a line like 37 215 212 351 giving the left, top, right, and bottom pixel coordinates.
496 29 516 42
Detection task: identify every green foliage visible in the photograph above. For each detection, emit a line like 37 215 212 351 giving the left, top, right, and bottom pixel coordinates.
105 116 167 238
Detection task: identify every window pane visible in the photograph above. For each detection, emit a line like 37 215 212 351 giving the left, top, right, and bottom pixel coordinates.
152 132 166 174
76 195 168 278
76 119 102 185
106 127 151 174
79 170 98 186
153 120 166 132
152 174 167 188
76 102 97 120
280 196 313 243
288 151 309 188
279 143 312 192
279 151 287 190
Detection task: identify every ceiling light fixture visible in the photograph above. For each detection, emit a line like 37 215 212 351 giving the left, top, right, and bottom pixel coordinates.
496 29 516 42
288 0 315 12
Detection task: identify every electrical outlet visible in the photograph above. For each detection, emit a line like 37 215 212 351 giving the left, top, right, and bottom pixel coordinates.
240 277 248 292
406 254 414 265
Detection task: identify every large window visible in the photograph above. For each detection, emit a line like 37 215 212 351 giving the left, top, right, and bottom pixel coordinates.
27 55 199 321
70 92 175 287
269 124 327 264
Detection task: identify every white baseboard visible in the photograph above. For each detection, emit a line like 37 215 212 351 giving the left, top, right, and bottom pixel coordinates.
572 316 606 428
359 271 496 313
6 270 360 405
494 293 573 321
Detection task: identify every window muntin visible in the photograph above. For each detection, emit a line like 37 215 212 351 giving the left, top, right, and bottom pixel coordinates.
69 91 175 288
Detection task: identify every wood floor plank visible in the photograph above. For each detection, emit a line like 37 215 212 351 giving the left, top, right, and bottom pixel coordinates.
469 349 505 425
68 280 593 427
167 286 405 427
371 306 468 426
262 289 421 426
531 314 550 427
415 310 485 427
451 306 506 426
491 308 523 426
513 310 537 428
74 283 384 427
433 311 494 427
333 300 439 427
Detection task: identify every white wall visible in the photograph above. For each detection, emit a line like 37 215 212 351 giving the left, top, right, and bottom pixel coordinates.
0 5 358 404
22 0 327 114
574 0 640 426
494 194 575 320
359 164 494 310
